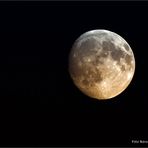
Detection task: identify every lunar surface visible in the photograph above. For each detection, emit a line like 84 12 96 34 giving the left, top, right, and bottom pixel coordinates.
69 29 135 100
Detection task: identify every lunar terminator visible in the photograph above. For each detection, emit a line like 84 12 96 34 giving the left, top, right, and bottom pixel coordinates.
69 29 135 100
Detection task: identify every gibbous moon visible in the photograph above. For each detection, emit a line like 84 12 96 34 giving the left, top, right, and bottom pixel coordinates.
69 29 135 100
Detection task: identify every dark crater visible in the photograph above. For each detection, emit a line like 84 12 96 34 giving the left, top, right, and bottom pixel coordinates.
124 43 130 51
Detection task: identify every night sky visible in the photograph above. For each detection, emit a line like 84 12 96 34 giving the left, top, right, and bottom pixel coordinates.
0 1 147 147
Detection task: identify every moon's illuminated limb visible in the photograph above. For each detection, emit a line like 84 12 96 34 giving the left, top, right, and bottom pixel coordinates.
69 29 135 100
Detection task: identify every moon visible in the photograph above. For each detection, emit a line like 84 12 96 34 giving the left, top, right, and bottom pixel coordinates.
69 29 135 100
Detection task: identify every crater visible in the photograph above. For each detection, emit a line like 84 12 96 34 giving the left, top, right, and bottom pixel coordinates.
101 51 108 58
121 65 126 71
93 55 104 65
124 43 130 51
111 47 125 62
125 54 132 65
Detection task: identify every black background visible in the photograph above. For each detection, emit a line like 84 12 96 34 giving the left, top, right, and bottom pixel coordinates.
0 1 147 147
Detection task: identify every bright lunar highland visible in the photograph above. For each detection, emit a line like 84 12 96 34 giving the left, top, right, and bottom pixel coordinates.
69 29 135 100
